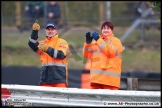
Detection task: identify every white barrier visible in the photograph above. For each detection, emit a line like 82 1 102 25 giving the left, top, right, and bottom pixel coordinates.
1 84 161 107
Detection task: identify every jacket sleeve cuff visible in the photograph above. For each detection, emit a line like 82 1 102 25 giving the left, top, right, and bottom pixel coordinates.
94 36 100 41
30 30 38 40
84 41 92 47
46 47 53 54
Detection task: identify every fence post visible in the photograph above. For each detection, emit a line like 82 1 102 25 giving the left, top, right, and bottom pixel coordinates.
106 2 111 21
64 2 70 27
99 2 104 26
127 78 138 90
16 2 21 27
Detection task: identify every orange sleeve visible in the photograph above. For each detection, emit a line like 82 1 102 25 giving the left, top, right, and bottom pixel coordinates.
82 41 92 59
58 40 70 56
96 38 122 58
36 49 43 55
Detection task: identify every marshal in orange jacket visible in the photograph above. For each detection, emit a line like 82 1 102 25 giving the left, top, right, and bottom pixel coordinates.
82 33 123 88
29 34 70 86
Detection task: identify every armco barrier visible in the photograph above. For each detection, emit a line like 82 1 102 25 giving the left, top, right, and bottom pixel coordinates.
1 84 161 107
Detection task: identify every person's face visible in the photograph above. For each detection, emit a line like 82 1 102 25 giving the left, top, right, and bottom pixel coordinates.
101 25 112 38
50 1 56 5
45 27 58 37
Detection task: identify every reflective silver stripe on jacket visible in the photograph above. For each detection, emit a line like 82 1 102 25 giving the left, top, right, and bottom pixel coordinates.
108 37 122 58
54 49 58 58
84 47 92 52
29 37 37 43
99 37 122 58
62 48 69 55
42 62 67 67
111 44 122 58
60 42 68 45
99 41 106 49
91 69 121 77
108 37 116 44
92 50 102 54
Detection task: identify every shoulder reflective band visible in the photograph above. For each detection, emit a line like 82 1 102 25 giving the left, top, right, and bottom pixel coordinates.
60 42 68 45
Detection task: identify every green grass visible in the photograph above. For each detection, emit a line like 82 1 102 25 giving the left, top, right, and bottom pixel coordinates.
122 48 161 72
2 27 161 72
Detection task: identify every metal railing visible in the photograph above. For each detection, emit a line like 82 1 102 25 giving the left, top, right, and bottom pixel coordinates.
1 84 161 107
120 8 161 42
119 78 160 91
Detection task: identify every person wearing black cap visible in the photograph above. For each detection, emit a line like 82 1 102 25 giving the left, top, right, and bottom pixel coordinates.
28 20 70 88
82 21 123 90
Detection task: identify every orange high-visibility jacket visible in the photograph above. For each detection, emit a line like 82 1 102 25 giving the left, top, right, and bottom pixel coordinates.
82 33 123 88
85 59 91 70
28 34 70 85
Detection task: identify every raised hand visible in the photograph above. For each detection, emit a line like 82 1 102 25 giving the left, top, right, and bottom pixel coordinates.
85 32 93 44
32 20 40 30
91 31 99 41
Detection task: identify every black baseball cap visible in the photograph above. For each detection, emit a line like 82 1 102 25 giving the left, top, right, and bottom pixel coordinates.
46 22 57 30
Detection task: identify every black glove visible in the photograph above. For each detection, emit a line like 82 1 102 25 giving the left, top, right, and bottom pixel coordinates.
92 31 99 41
85 32 93 44
30 30 38 40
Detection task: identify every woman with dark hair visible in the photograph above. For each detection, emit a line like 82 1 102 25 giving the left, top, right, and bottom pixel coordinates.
82 21 123 90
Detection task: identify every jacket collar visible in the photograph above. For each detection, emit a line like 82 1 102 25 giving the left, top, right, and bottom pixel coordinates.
100 33 114 41
45 34 59 42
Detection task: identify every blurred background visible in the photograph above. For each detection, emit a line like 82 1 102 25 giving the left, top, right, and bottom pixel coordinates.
1 1 161 87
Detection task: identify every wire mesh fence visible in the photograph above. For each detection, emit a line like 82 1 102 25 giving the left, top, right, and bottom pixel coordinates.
2 1 144 28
